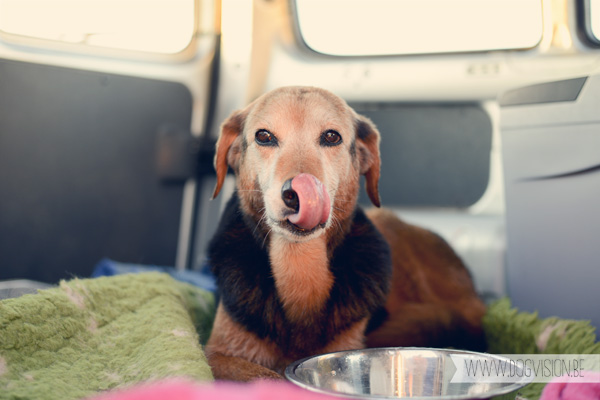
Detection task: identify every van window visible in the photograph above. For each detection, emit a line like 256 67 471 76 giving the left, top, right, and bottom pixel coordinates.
0 0 195 54
294 0 543 56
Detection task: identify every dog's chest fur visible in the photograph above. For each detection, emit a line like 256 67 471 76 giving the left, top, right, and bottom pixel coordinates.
208 194 391 358
269 236 334 321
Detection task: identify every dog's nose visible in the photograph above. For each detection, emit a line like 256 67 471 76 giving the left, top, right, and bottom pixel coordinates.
281 178 299 212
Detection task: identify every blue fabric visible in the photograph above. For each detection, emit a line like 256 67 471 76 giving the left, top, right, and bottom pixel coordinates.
92 258 216 292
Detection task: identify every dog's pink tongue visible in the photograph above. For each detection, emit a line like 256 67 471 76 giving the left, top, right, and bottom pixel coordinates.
287 173 330 230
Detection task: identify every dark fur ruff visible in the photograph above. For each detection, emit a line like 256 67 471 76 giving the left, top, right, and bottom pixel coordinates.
208 193 392 360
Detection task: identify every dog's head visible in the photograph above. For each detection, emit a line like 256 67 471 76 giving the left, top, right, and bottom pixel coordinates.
212 86 381 242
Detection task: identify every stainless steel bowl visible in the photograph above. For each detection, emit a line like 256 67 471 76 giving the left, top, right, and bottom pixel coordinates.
285 347 533 399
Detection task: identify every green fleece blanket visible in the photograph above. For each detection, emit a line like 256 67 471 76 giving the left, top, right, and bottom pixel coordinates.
0 273 215 399
0 273 597 400
484 298 600 400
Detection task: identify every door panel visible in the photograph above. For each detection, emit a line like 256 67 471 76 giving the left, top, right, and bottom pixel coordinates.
0 59 193 283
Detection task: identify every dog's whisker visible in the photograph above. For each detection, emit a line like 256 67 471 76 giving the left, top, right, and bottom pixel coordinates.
332 207 351 222
329 214 343 235
252 208 269 237
261 227 272 249
334 217 344 233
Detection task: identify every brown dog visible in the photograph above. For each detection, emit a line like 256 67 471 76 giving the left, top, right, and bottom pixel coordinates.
205 86 486 381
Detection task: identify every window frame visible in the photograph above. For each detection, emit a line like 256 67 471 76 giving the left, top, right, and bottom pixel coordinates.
578 0 600 47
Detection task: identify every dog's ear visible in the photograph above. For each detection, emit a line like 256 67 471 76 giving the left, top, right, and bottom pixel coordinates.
212 110 246 199
355 115 382 207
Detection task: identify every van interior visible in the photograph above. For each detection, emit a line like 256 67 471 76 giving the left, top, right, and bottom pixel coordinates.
0 0 599 394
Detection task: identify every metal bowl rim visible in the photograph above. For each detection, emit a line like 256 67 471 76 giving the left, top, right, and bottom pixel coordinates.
285 347 535 400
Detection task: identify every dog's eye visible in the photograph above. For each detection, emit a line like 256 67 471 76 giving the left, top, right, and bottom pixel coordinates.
255 129 277 146
321 130 342 146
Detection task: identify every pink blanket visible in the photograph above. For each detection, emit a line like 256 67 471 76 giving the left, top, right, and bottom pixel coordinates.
88 380 344 400
540 372 600 400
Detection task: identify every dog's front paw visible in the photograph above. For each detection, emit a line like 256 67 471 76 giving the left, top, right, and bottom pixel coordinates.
247 366 285 381
208 352 284 382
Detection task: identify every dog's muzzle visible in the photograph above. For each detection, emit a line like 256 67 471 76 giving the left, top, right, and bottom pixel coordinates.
281 173 330 232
